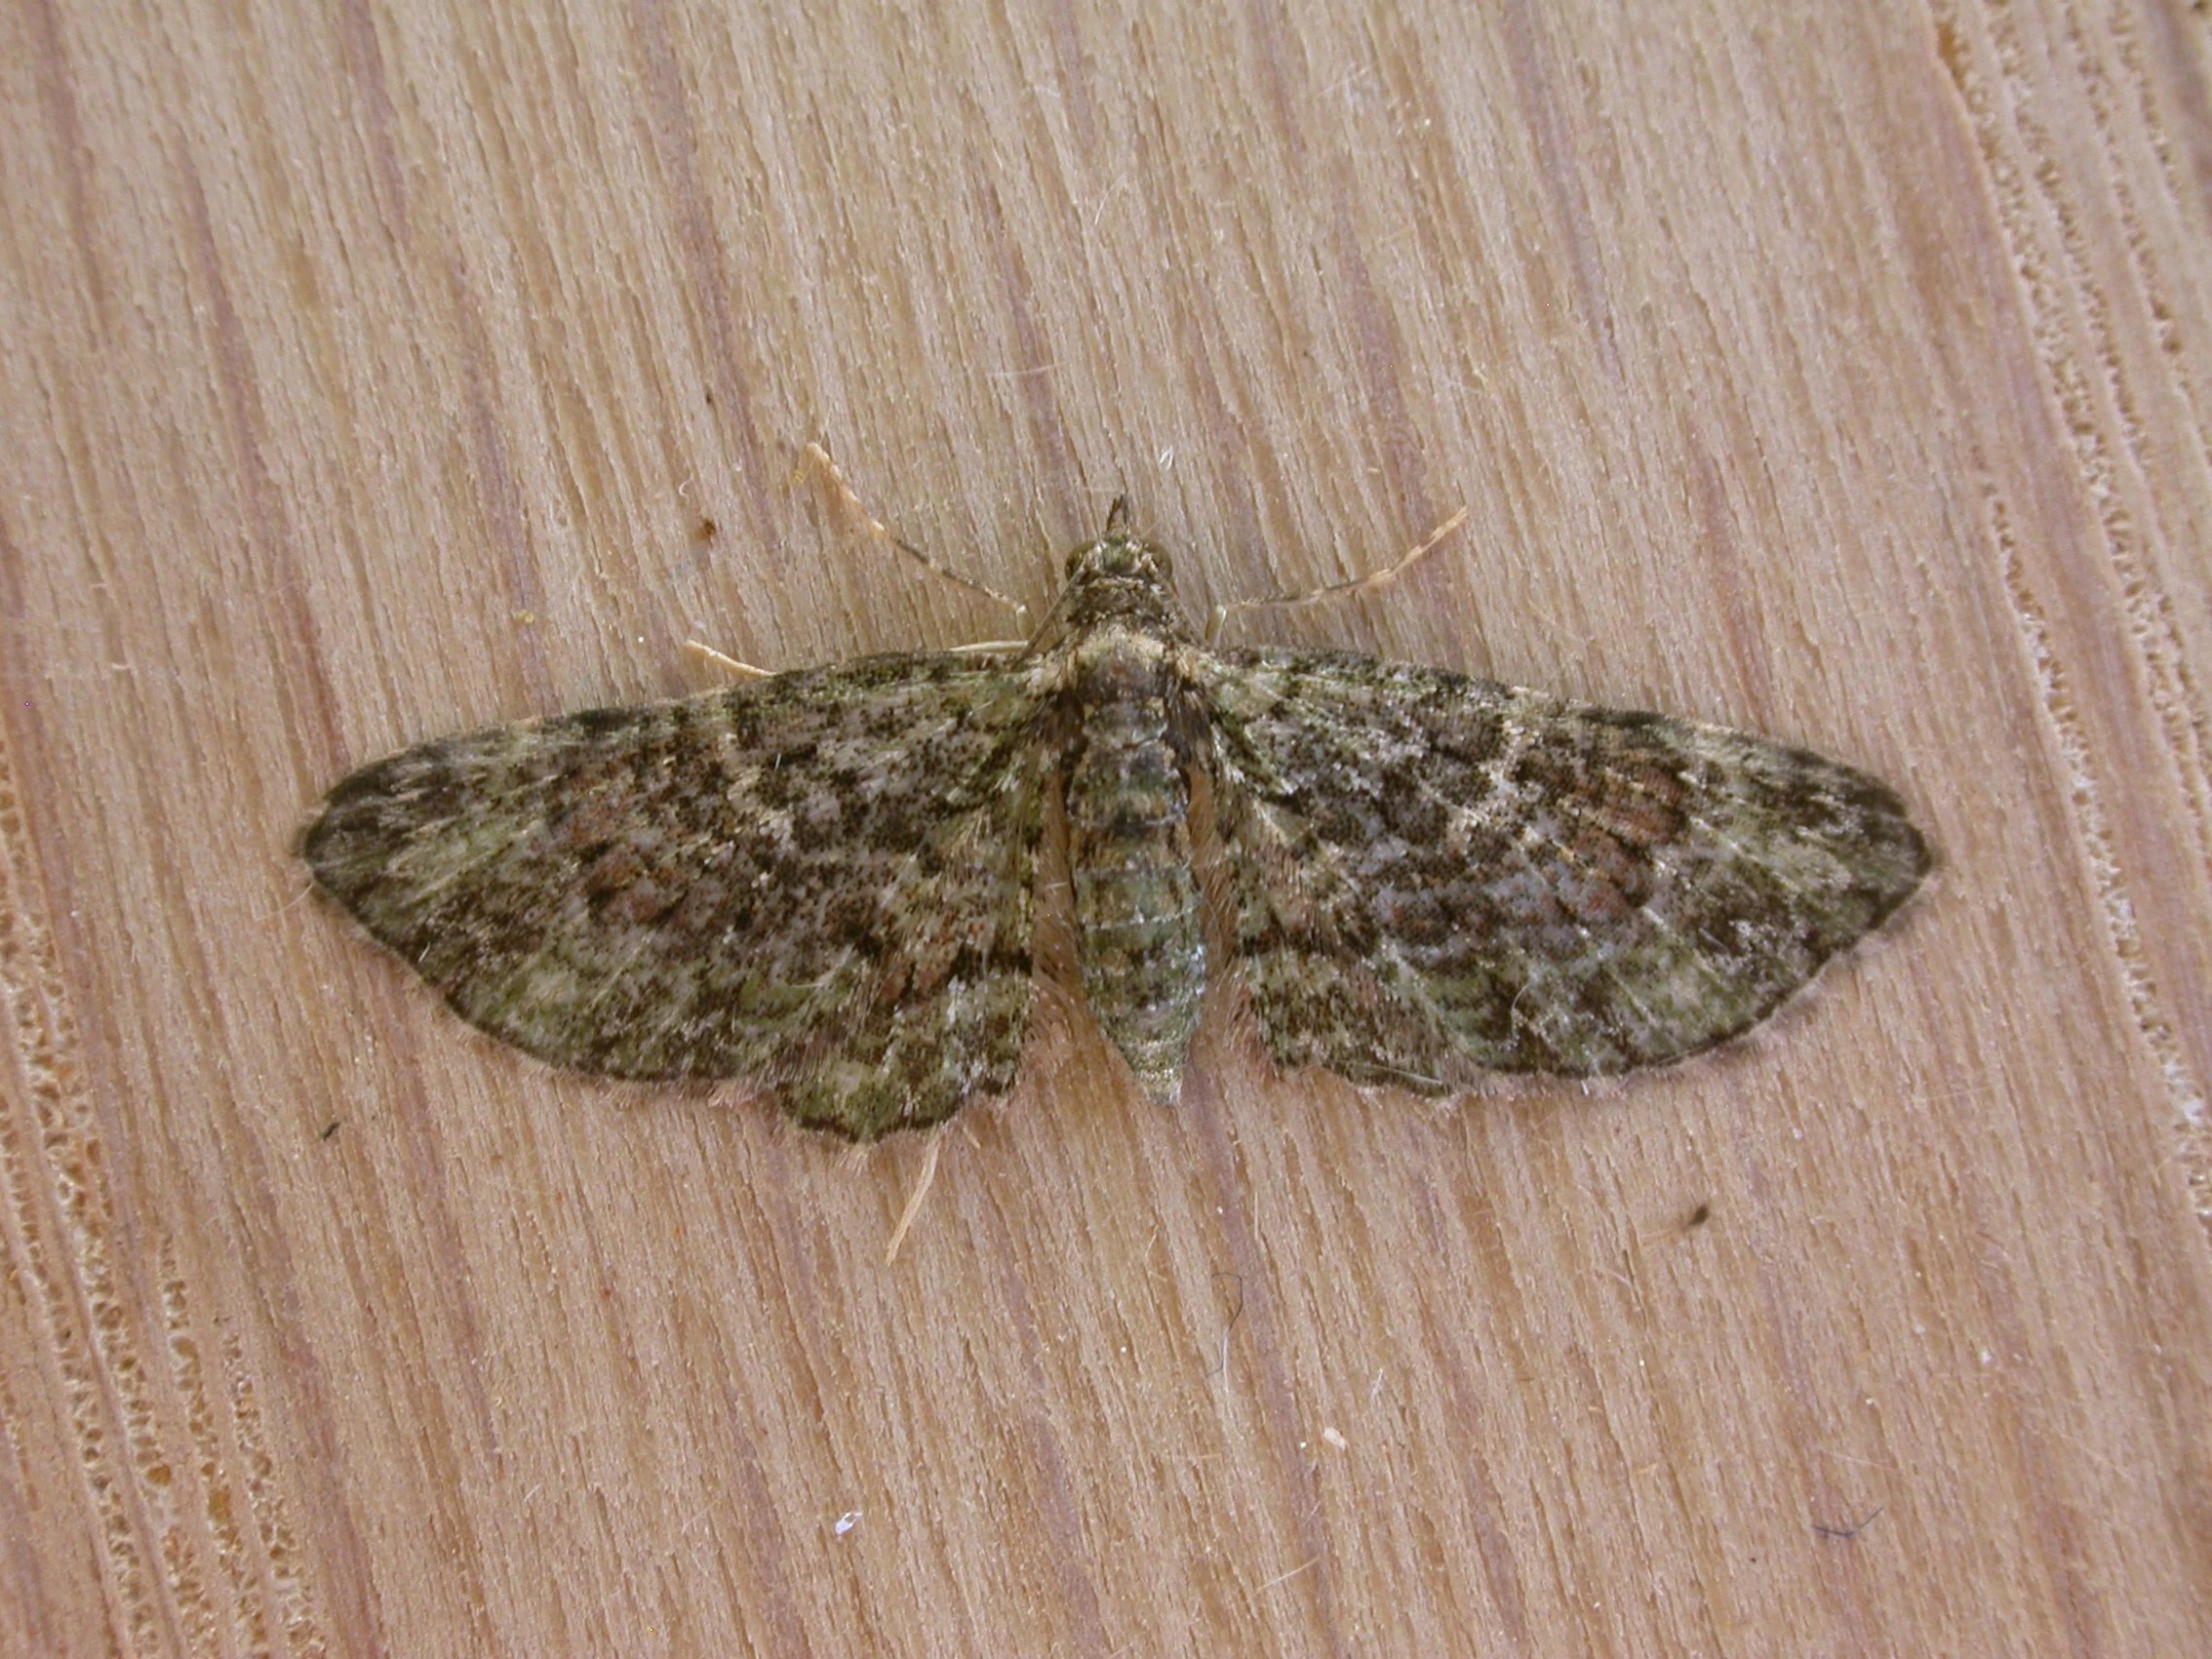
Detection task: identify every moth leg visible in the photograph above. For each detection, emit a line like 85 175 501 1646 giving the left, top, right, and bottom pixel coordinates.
795 440 1030 624
685 638 1024 687
1207 505 1470 643
683 640 774 680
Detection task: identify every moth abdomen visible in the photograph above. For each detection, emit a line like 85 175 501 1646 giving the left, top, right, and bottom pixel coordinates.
1064 636 1205 1101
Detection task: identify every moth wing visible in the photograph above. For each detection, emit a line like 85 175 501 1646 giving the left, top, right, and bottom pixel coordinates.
303 652 1047 1138
1194 646 1929 1088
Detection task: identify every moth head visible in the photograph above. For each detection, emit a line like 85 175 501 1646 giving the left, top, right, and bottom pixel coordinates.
1064 496 1173 583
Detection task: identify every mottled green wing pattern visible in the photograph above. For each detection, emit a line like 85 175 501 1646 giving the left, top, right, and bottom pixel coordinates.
1197 647 1929 1089
303 653 1046 1138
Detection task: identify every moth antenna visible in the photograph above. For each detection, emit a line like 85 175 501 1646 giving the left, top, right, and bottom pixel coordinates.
795 441 1029 622
1207 506 1470 643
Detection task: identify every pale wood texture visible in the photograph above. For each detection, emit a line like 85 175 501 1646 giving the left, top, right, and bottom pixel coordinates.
4 1 2210 1653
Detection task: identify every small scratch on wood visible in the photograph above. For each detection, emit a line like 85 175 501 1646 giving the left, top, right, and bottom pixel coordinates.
1259 1556 1321 1591
1812 1503 1886 1541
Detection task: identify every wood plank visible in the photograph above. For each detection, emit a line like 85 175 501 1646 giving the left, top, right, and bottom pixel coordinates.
2 0 2208 1651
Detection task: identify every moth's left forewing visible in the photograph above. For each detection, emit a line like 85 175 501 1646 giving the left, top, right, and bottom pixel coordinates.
303 651 1051 1139
1187 644 1930 1091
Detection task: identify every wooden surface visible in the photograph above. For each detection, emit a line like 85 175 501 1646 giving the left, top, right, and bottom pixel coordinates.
4 0 2210 1653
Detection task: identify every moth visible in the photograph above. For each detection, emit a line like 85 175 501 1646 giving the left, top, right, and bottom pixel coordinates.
303 500 1929 1139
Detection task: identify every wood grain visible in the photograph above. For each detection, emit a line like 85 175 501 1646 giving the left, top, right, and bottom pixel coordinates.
4 0 2210 1653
